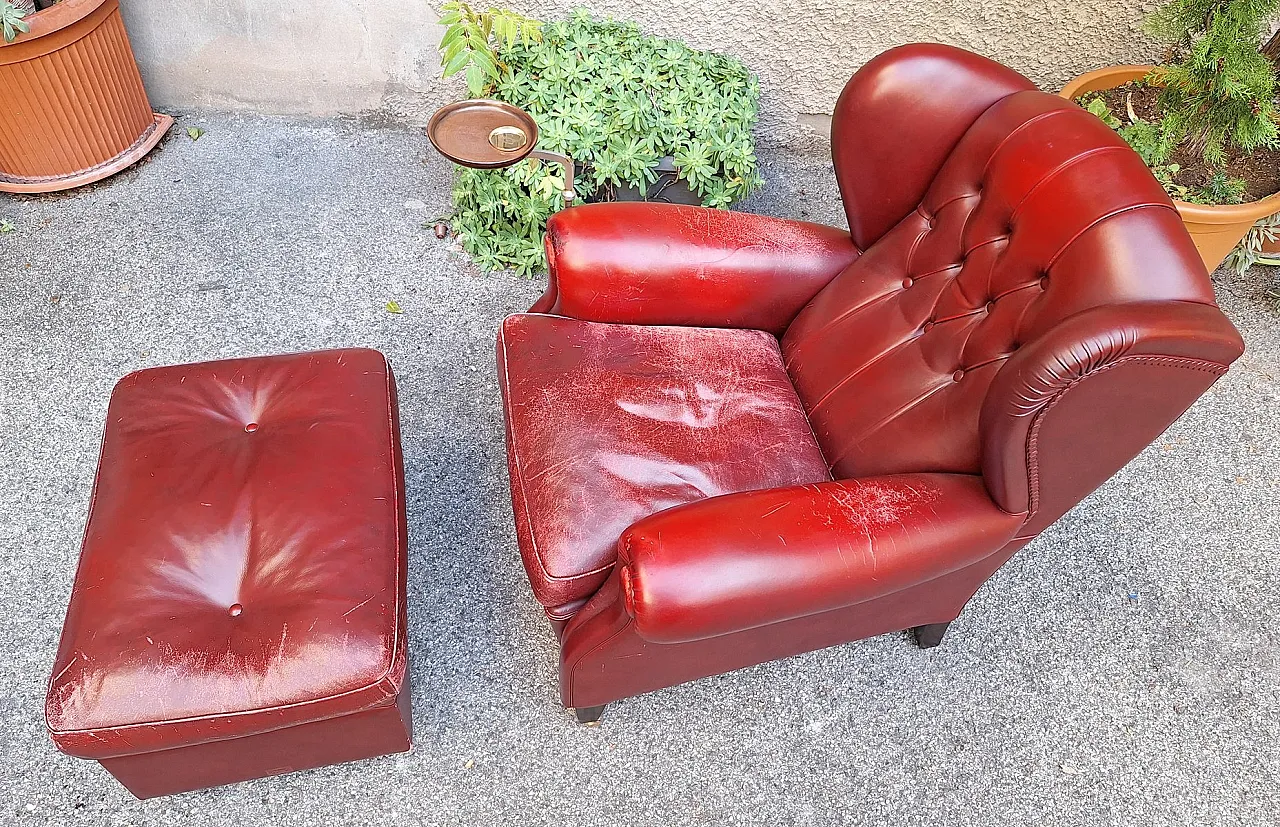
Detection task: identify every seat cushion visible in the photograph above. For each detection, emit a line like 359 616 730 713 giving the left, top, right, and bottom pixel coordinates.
46 349 408 760
498 314 832 612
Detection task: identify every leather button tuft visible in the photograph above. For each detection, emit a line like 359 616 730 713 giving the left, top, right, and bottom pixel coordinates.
922 321 935 332
952 369 965 382
902 278 914 289
244 422 259 433
985 301 995 312
1040 275 1049 290
228 603 243 617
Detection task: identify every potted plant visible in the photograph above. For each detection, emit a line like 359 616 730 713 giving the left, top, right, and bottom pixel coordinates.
1061 0 1280 272
0 0 171 193
434 4 763 274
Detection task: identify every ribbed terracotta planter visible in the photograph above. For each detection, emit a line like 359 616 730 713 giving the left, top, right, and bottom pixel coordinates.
0 0 171 193
1061 65 1280 272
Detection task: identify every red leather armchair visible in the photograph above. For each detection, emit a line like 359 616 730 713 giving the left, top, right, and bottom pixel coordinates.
497 44 1244 722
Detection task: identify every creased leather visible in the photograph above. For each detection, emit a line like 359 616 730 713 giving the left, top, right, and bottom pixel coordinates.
47 349 408 760
498 314 831 608
498 44 1244 713
784 90 1221 482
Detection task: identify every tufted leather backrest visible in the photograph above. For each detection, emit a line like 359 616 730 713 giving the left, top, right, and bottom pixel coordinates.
782 45 1244 531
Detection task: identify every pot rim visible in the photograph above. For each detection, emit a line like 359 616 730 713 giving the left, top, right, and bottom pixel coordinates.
1060 63 1280 221
2 0 112 45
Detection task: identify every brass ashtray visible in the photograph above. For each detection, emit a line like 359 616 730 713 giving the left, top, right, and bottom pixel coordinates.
426 99 575 200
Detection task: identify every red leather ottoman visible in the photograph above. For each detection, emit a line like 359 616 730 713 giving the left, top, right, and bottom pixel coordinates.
45 349 412 799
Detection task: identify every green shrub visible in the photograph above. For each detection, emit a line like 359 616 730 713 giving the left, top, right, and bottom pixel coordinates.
1083 93 1251 205
439 9 763 275
1144 0 1280 167
437 2 543 96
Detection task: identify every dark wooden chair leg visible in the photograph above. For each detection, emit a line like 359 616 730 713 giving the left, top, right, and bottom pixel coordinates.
574 705 606 724
912 622 950 649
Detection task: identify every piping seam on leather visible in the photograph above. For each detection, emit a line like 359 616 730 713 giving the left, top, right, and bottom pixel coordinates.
1044 203 1180 270
566 616 636 704
978 106 1074 182
1025 355 1229 518
498 318 616 589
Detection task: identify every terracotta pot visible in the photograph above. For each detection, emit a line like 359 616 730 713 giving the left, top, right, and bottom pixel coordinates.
1060 64 1280 271
0 0 171 193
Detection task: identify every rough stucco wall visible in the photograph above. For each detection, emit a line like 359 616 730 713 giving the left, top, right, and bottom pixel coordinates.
509 0 1164 148
119 0 1167 147
120 0 449 117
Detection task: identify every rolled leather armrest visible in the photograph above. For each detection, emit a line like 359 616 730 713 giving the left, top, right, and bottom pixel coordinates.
616 474 1026 644
532 202 860 335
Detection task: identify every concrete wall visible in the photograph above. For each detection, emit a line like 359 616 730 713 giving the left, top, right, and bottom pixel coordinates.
120 0 1167 147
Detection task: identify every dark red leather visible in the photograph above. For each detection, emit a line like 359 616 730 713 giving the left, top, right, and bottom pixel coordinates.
498 43 1244 713
498 313 831 612
831 43 1036 250
784 90 1221 482
560 537 1032 709
532 202 860 334
980 301 1243 534
47 349 409 763
617 474 1023 643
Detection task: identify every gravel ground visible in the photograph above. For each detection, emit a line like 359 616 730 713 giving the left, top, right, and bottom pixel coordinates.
1 113 1278 827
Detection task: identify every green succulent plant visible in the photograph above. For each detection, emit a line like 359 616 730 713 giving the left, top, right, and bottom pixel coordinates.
437 9 763 275
1 0 31 43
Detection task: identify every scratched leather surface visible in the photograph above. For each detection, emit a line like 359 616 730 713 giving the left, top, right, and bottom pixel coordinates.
498 314 831 610
617 474 1025 643
47 349 407 759
499 45 1244 710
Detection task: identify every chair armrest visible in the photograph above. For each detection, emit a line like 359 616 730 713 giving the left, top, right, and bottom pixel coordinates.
616 474 1025 644
532 202 860 335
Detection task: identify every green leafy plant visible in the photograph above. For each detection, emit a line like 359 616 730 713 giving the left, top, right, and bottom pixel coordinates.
1144 0 1280 167
1086 94 1252 204
437 2 542 96
438 10 763 275
1 0 31 43
1082 95 1122 128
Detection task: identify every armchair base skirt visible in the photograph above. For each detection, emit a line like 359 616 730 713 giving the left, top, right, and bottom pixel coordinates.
558 539 1029 711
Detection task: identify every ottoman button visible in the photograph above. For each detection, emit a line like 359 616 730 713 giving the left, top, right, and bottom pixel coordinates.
228 603 243 617
244 422 259 433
